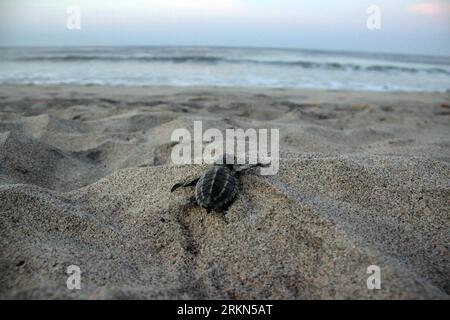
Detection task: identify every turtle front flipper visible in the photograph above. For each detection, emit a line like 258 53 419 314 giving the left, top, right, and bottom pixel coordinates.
234 162 270 174
170 178 199 192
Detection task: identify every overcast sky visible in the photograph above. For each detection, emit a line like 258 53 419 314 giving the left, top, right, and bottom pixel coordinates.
1 0 449 56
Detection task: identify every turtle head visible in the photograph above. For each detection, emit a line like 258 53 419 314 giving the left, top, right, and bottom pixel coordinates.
214 154 236 171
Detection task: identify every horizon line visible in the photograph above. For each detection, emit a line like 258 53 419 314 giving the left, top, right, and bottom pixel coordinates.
0 44 449 59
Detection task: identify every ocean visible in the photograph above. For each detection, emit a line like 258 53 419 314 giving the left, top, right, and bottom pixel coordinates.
1 46 449 92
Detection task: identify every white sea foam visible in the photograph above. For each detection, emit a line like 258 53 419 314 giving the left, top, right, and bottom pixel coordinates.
1 46 449 92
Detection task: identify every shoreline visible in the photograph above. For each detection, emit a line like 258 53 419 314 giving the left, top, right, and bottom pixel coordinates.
1 84 449 104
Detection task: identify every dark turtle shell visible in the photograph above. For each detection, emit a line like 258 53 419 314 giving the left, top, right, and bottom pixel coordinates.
195 165 238 210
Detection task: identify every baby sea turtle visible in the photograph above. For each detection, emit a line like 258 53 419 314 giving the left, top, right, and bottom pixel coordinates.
171 156 268 214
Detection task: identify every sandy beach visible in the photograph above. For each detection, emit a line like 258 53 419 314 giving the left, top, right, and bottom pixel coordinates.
0 84 449 299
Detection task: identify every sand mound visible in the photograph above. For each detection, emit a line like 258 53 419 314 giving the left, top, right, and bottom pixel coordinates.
0 131 94 190
1 163 447 299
